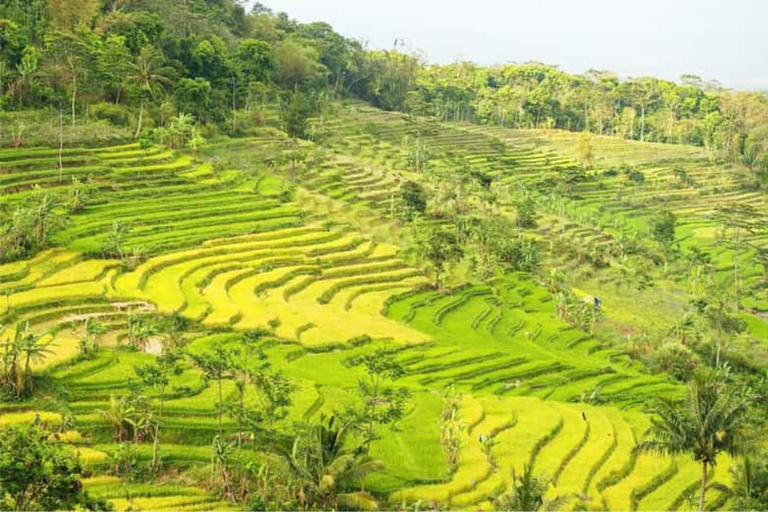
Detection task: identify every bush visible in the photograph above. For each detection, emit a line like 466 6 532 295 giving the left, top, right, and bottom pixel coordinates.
89 102 133 126
652 342 698 381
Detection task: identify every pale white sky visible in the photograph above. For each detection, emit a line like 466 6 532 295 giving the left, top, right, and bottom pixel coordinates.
259 0 768 90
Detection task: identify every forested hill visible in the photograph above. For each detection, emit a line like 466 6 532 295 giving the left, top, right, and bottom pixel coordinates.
1 0 768 162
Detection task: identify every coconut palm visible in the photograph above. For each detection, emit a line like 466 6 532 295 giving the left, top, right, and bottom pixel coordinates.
125 46 172 138
19 325 55 395
99 394 132 442
0 322 53 397
637 368 756 511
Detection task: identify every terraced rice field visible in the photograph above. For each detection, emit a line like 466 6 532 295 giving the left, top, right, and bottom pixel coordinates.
0 111 748 510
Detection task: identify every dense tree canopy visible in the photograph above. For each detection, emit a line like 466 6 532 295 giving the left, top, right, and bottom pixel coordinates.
0 0 766 164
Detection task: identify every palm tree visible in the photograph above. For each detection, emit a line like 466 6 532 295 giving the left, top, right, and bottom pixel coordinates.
741 145 761 188
19 325 55 395
637 369 756 511
0 324 22 395
494 464 563 511
287 415 380 509
730 453 768 511
125 46 172 138
99 394 131 442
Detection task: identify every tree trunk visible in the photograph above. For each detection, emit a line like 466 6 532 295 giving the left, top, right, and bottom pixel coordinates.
152 424 159 468
232 76 237 133
58 108 64 182
734 229 740 316
135 102 144 139
698 461 708 512
217 377 223 437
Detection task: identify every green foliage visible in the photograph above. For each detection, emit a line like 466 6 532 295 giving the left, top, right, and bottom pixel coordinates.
279 90 317 139
174 78 211 121
498 236 540 272
398 180 428 221
651 342 699 382
0 321 53 399
649 210 677 246
731 453 768 511
287 415 380 510
494 464 560 511
157 113 204 151
638 368 757 511
0 420 106 511
515 196 537 228
350 348 410 454
420 230 464 287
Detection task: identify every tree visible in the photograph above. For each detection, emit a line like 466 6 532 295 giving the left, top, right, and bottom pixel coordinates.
439 385 463 469
575 132 593 168
498 236 540 272
421 230 464 288
18 325 54 396
741 144 761 189
30 187 58 247
190 344 237 437
279 89 317 139
637 369 756 512
273 40 322 89
45 31 91 126
125 46 172 138
700 291 745 366
47 0 97 32
96 35 131 104
287 415 380 510
515 195 537 228
398 180 427 221
234 38 274 84
352 348 409 455
650 210 677 246
135 345 183 468
716 204 765 315
174 78 210 121
0 419 103 511
0 322 52 398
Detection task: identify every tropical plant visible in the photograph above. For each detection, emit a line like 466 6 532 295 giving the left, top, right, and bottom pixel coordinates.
0 322 53 398
731 453 768 511
287 415 380 510
125 46 172 138
0 419 103 511
637 368 757 511
494 464 562 511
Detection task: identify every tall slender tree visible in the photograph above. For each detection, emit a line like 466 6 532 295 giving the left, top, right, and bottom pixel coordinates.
637 369 756 512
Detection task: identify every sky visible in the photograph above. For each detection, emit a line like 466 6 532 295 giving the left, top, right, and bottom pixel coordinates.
260 0 768 90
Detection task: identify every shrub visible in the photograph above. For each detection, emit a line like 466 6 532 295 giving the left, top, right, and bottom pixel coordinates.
651 342 698 381
89 102 133 126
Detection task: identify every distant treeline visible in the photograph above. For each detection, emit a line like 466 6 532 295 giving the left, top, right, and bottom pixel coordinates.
1 0 767 161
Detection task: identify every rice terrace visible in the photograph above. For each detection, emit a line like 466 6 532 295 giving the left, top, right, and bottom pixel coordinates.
2 1 768 511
